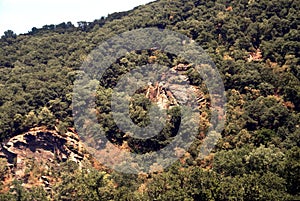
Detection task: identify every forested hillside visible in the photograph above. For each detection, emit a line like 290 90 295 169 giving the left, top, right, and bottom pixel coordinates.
0 0 299 200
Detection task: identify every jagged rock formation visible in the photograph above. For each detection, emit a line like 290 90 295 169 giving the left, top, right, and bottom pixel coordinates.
0 126 86 171
145 82 179 109
0 127 106 192
144 64 206 110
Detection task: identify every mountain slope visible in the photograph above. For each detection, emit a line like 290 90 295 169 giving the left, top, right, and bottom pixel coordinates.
0 0 299 200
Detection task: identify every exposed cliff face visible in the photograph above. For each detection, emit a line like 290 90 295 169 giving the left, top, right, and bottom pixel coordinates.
0 126 89 185
0 127 85 166
144 63 206 110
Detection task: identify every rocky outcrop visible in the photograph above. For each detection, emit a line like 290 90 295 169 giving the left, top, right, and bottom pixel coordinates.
145 82 180 110
142 62 207 111
0 126 86 169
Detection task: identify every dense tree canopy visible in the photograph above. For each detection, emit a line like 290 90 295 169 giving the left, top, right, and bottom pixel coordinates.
0 0 299 199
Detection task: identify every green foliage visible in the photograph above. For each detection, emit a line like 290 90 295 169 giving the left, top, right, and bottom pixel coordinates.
53 169 113 201
43 161 115 201
145 165 218 200
245 96 290 131
0 180 49 201
0 158 8 181
0 0 299 199
283 147 300 195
